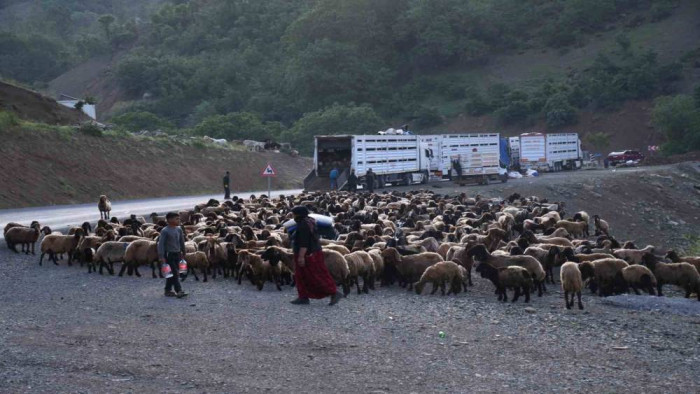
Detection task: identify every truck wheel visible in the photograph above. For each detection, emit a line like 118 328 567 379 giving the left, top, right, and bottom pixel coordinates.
482 175 490 186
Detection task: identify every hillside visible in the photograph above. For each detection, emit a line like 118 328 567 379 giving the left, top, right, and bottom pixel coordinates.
0 81 89 125
1 0 699 156
0 126 311 209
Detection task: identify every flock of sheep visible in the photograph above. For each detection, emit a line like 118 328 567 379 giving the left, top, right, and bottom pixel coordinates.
3 190 700 310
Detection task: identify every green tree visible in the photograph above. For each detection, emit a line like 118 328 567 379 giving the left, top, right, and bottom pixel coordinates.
284 104 384 155
111 111 174 131
544 93 578 128
192 112 282 141
98 14 116 40
652 95 700 154
585 132 611 153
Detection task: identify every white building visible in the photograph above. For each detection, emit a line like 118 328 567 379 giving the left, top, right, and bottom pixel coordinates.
57 93 97 120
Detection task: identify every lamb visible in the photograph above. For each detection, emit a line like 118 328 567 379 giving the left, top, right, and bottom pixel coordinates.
183 251 211 282
91 241 130 274
260 246 295 285
665 250 700 273
524 246 561 284
554 220 588 239
642 254 700 300
593 215 610 236
578 258 629 296
39 229 84 266
619 265 657 295
380 248 443 290
119 239 159 278
322 249 351 296
612 245 655 265
414 261 464 296
475 262 533 303
237 249 282 291
467 244 546 296
5 221 41 254
344 251 376 294
98 195 112 220
445 245 474 286
560 261 584 309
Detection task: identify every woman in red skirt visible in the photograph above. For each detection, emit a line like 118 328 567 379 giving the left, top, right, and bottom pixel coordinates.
290 206 342 306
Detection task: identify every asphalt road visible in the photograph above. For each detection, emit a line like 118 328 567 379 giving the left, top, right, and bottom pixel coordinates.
0 188 302 237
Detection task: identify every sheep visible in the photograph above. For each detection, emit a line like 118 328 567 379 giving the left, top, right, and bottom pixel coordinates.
201 237 227 279
414 261 464 295
322 249 351 296
558 262 583 309
445 245 474 286
572 211 589 225
324 244 351 255
344 251 376 294
91 241 130 274
260 246 295 285
39 229 84 266
119 239 159 278
237 249 282 291
475 263 533 303
578 258 629 296
665 250 700 273
520 230 572 248
593 215 610 236
183 251 210 282
5 221 41 254
150 212 166 224
612 245 655 265
524 246 561 284
380 248 443 290
574 253 615 262
467 244 546 296
98 195 112 220
619 265 657 295
642 254 700 300
367 249 385 284
554 220 588 239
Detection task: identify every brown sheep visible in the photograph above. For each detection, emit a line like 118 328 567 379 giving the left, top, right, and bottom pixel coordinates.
593 215 610 236
414 261 464 295
39 229 84 266
5 221 41 254
119 239 160 278
344 251 376 294
237 249 281 291
445 245 475 286
98 195 112 220
322 249 351 296
560 262 584 310
183 251 210 282
619 265 657 295
665 250 700 273
555 220 589 239
642 254 700 300
468 244 546 296
578 258 629 297
613 245 655 265
475 262 533 303
380 248 443 291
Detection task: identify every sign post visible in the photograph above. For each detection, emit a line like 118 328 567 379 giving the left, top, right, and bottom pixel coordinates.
261 163 277 197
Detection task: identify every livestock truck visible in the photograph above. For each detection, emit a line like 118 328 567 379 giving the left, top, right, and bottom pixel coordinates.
304 134 430 190
419 133 508 185
517 132 582 172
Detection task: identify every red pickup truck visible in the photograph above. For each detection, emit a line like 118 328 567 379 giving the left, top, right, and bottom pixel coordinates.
607 150 644 166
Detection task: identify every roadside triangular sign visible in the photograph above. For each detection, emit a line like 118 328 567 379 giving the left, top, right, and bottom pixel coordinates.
262 163 276 177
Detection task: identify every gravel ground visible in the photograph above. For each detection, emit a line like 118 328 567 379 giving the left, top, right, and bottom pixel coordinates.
1 163 700 393
1 249 699 393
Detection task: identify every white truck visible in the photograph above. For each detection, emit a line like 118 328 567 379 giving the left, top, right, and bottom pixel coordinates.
306 134 429 190
518 132 581 171
436 133 507 184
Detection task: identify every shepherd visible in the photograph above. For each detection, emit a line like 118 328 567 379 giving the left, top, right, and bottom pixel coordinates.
223 171 231 200
289 206 342 306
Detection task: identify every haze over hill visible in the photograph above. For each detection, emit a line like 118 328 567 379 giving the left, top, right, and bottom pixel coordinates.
1 0 699 156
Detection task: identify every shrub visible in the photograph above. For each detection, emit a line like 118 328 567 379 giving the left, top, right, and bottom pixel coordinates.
411 106 443 128
652 94 700 154
0 111 19 131
544 94 578 128
78 122 104 137
111 111 174 131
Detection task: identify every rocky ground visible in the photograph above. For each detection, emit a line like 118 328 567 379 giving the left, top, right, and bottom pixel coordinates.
1 163 699 393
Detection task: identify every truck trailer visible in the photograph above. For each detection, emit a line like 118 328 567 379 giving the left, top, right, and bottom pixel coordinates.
518 132 582 171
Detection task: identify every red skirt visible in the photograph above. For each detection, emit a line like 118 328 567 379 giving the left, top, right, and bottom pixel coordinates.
294 250 337 299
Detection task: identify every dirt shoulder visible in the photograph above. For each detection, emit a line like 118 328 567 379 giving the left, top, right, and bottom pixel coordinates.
0 128 312 209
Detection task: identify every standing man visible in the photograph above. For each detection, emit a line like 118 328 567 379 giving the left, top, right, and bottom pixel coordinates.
452 156 463 182
347 169 358 192
223 171 231 200
365 168 376 194
329 166 339 190
289 206 342 306
157 212 188 298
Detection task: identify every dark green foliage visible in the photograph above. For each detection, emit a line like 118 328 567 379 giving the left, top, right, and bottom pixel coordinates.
111 111 173 131
284 104 384 155
78 122 103 137
544 93 577 128
192 112 283 142
0 33 68 83
652 94 700 154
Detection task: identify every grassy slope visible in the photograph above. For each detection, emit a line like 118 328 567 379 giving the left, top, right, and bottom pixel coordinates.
0 127 311 209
